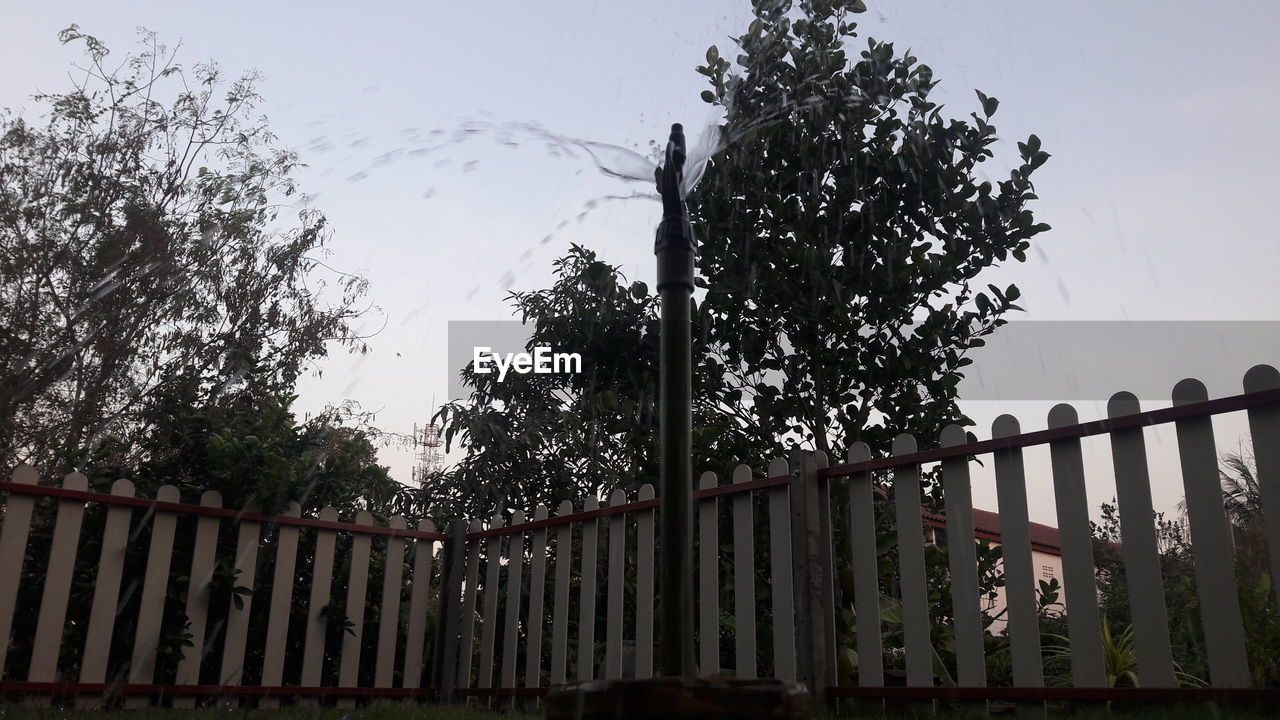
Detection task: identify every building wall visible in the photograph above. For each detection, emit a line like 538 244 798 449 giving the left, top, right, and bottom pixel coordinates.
982 543 1065 634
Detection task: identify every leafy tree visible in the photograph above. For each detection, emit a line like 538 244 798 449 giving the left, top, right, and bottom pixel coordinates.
7 377 420 689
86 364 402 515
689 0 1048 461
1177 444 1267 577
435 0 1048 512
0 28 430 692
433 245 663 518
433 0 1050 681
0 26 374 476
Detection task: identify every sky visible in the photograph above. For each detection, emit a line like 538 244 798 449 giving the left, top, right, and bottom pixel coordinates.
3 1 1278 525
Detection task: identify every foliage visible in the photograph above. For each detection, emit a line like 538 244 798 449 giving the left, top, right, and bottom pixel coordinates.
838 513 1008 684
433 0 1048 511
0 26 375 476
432 245 663 518
5 373 426 689
431 0 1050 681
85 366 403 514
1043 616 1207 689
0 28 431 693
1087 442 1280 690
690 0 1049 460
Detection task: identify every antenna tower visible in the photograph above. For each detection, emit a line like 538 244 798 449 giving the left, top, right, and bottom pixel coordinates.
412 401 444 486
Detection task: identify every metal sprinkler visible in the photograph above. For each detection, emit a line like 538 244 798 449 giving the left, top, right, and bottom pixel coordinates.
654 123 696 677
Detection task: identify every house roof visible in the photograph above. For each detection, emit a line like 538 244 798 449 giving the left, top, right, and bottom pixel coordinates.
922 506 1063 555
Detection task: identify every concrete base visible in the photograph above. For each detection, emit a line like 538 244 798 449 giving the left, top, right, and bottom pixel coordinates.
544 677 811 720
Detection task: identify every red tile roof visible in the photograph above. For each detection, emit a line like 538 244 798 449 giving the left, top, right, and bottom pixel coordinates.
922 506 1063 555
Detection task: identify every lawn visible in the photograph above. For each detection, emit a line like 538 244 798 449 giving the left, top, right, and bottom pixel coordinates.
0 700 1275 719
860 700 1276 719
0 704 538 720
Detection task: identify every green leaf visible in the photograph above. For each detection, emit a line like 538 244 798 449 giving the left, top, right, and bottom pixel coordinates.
701 90 716 104
879 602 904 624
975 89 999 117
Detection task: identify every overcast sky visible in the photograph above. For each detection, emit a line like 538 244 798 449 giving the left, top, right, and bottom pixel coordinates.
4 2 1278 524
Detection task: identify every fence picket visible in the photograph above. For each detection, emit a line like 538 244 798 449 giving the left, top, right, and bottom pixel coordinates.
524 505 549 688
846 443 882 688
787 453 809 686
1048 404 1106 687
1107 393 1176 687
337 510 375 707
220 516 262 687
458 518 484 688
1244 365 1280 611
605 491 626 680
301 507 340 696
635 485 656 680
6 373 1280 707
28 472 89 685
404 519 437 689
893 435 932 687
698 471 720 676
0 465 39 677
992 415 1044 688
1174 379 1250 687
811 452 837 694
940 425 985 687
501 510 527 691
479 513 504 689
790 451 836 696
578 496 600 681
79 479 136 697
732 465 757 679
174 490 223 705
375 516 409 688
434 520 467 699
767 457 796 683
126 484 181 707
261 502 302 707
550 501 574 685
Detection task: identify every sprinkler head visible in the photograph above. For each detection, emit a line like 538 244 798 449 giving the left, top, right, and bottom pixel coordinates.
658 124 687 220
655 123 696 260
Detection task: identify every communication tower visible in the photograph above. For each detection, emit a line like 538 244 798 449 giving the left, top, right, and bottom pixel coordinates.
412 418 444 486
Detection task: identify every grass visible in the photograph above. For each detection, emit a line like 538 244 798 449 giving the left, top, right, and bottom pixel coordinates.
838 700 1279 719
0 703 539 720
2 700 1277 719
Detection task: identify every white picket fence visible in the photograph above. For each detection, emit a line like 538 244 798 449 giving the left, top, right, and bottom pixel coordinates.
0 365 1278 707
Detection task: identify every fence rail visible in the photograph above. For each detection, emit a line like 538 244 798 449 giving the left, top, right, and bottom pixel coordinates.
0 364 1278 709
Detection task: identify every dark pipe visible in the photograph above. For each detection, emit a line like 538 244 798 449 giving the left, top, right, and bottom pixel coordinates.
654 123 696 677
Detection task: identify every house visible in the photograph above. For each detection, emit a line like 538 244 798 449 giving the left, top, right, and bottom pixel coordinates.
921 507 1066 630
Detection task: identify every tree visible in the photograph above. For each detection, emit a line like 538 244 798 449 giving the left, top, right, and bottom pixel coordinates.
434 246 662 518
433 0 1049 680
436 0 1048 517
0 26 374 475
0 28 425 690
1217 446 1265 568
5 375 424 688
689 0 1047 461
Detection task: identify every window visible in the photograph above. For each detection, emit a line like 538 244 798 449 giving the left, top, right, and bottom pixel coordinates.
1042 564 1055 579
